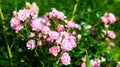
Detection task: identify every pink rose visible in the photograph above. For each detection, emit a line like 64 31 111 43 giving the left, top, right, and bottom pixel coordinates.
37 40 42 46
107 30 116 39
101 16 109 24
47 8 66 20
43 16 51 26
65 20 75 28
61 35 76 51
57 24 65 32
101 13 116 24
13 11 17 16
60 52 71 65
49 46 60 56
81 62 86 67
118 61 120 67
90 59 100 67
41 26 51 34
38 33 42 38
108 13 116 24
26 39 36 50
48 31 59 40
10 17 23 31
18 9 30 21
29 32 35 38
31 18 43 31
46 38 53 43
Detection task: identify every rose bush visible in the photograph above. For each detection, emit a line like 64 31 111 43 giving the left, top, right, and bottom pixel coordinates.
0 0 120 67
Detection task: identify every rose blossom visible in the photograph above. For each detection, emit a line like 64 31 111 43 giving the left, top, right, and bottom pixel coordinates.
65 20 75 28
18 9 30 21
101 13 116 24
10 16 23 31
13 11 17 16
108 13 116 24
29 32 35 38
43 16 51 26
56 31 69 44
48 31 59 40
118 61 120 67
38 33 42 38
90 59 100 67
49 46 60 56
47 8 66 20
41 26 51 34
101 16 109 24
26 2 39 14
61 35 76 51
31 18 43 31
107 30 116 39
26 39 36 50
57 24 65 32
72 31 76 35
37 40 42 46
46 38 53 43
60 52 71 65
81 62 86 67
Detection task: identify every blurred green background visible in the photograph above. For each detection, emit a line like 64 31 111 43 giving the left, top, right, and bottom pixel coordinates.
0 0 120 66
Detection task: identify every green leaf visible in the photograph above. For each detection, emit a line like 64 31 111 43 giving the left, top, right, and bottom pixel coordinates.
86 50 92 67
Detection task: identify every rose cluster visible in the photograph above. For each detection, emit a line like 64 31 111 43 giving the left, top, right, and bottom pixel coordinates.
81 56 106 67
10 2 81 65
101 13 116 39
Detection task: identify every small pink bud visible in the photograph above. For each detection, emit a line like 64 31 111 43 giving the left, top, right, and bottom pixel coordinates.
37 40 42 46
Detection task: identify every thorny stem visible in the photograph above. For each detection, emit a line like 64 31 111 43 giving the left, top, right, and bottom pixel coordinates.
71 0 79 21
0 7 12 59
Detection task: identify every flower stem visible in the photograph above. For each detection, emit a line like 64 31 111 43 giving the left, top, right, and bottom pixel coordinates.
71 0 79 21
0 7 12 59
35 47 39 58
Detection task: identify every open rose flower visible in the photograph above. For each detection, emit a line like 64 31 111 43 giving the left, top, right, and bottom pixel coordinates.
26 39 36 50
107 30 116 39
49 46 60 56
60 52 71 65
10 16 23 31
48 31 59 40
101 13 116 24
